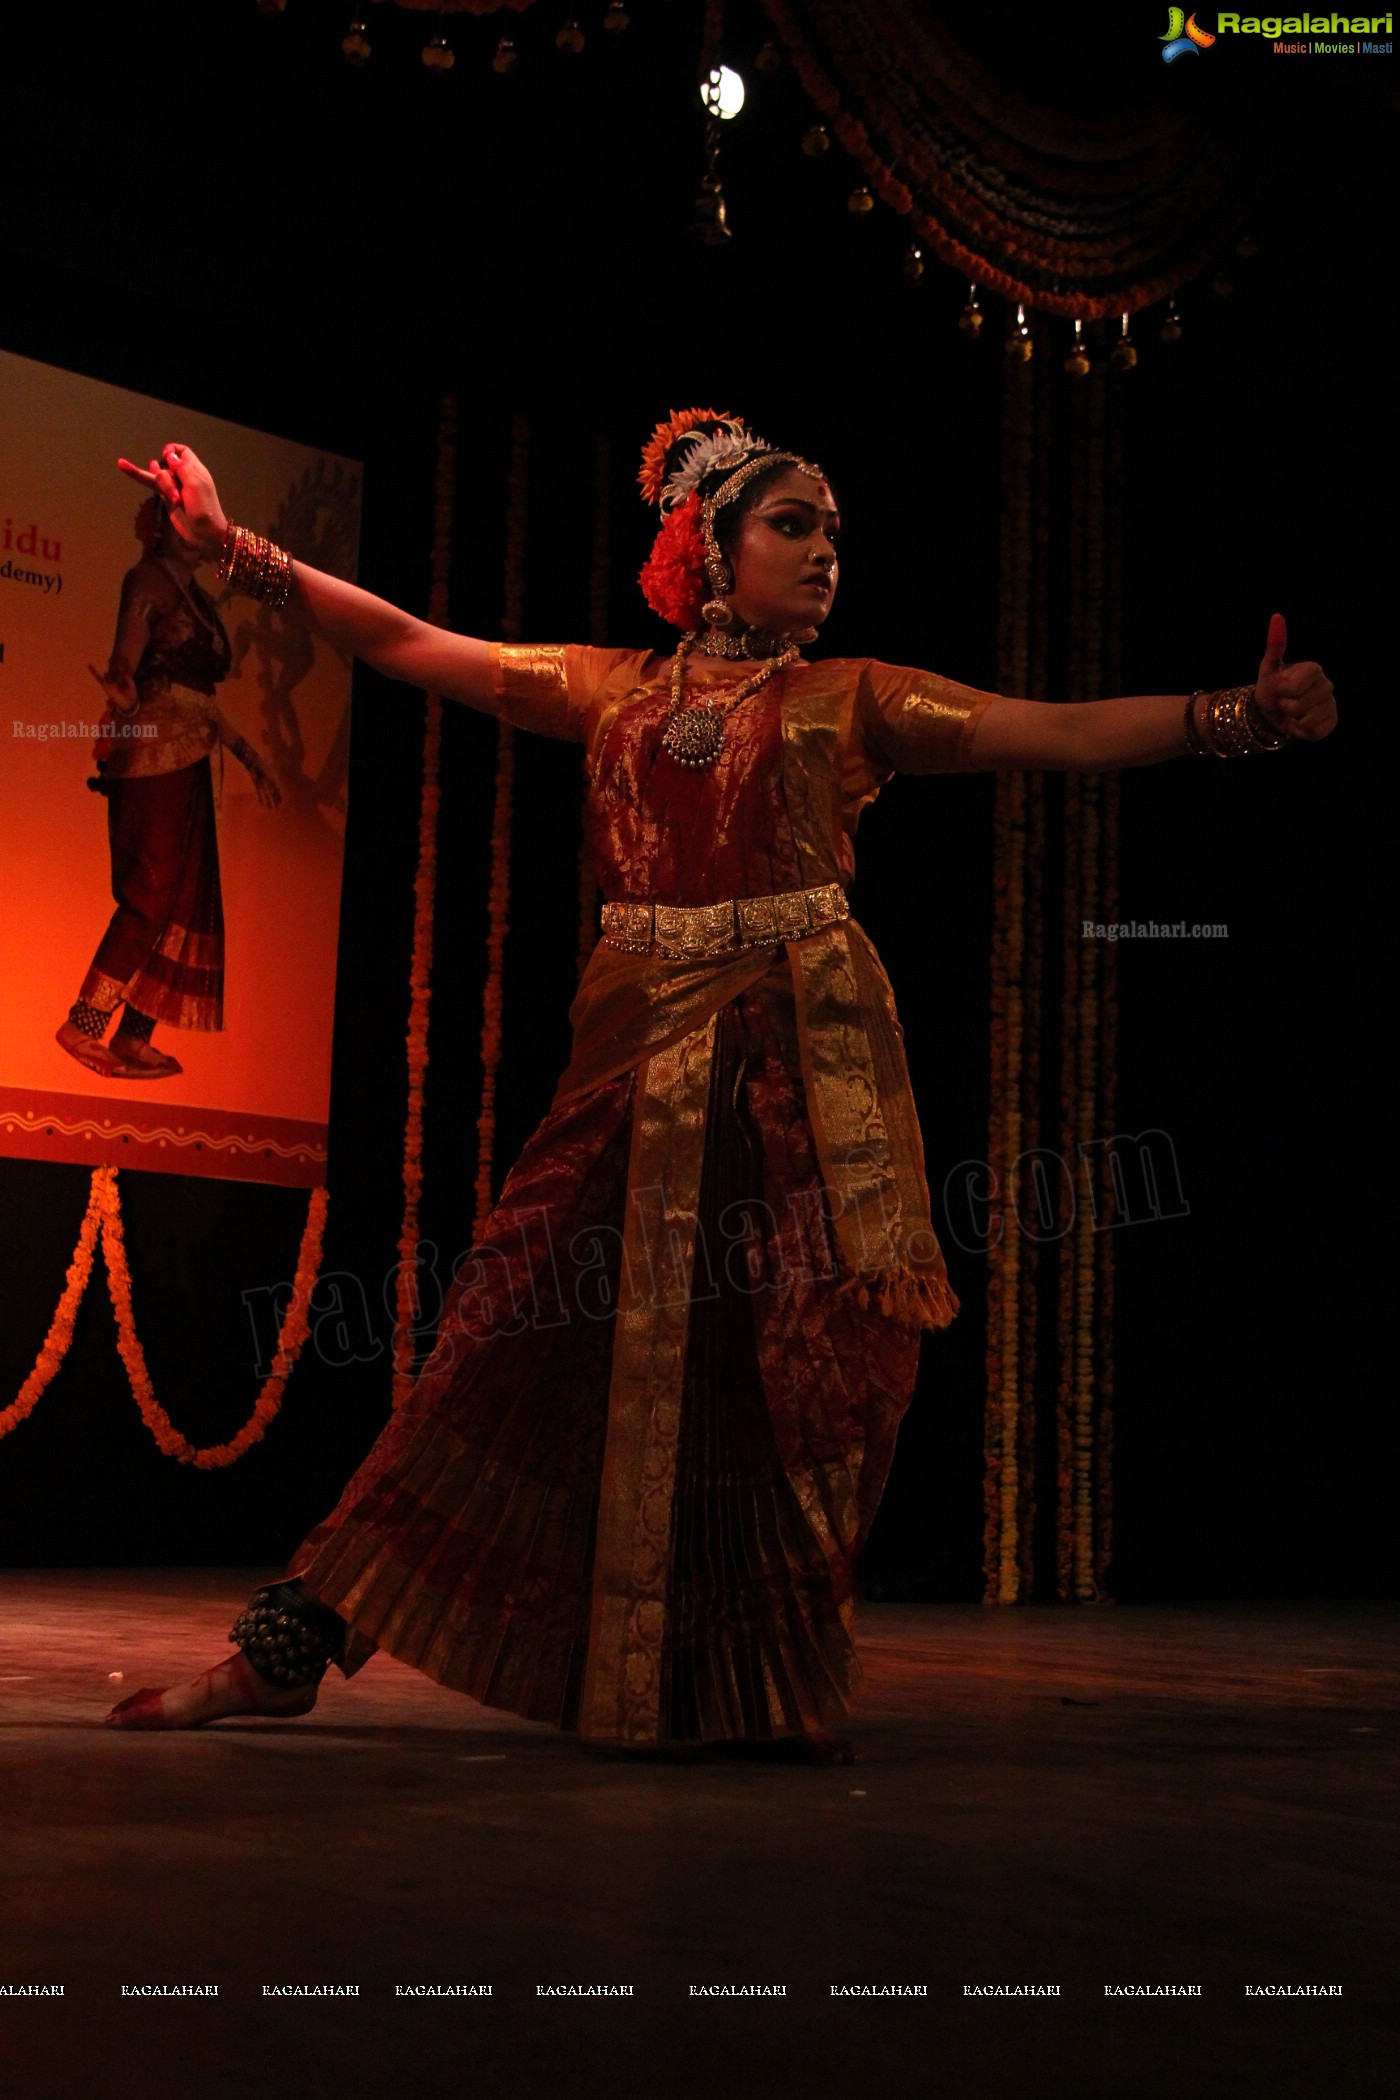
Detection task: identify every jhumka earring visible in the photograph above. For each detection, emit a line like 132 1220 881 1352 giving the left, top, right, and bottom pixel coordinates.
702 590 735 630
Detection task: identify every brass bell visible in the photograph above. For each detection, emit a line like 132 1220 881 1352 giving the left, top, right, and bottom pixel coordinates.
1160 296 1183 344
847 184 874 215
341 18 370 64
1063 318 1091 377
1110 315 1138 372
1005 301 1033 361
902 244 924 285
555 19 585 54
801 123 831 156
958 283 983 335
492 35 518 72
603 1 630 29
691 180 732 246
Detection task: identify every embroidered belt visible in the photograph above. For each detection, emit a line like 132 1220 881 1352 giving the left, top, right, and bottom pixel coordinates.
599 881 850 960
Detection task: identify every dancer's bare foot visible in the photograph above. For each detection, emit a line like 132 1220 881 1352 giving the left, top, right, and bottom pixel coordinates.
55 1020 119 1077
108 1034 183 1079
105 1652 316 1730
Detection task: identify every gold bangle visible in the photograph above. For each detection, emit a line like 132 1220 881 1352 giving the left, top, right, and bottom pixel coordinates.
1190 685 1285 759
216 521 294 610
1183 692 1212 758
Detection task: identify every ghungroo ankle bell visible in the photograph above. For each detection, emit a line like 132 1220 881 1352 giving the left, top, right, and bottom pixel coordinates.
228 1581 346 1690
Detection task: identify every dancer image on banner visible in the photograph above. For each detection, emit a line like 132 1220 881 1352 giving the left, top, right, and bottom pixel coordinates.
55 494 281 1082
104 422 1337 1762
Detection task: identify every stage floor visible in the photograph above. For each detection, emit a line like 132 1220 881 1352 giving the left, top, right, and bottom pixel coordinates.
0 1572 1394 2100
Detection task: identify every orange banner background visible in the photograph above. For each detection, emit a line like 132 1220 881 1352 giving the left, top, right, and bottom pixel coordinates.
0 351 359 1185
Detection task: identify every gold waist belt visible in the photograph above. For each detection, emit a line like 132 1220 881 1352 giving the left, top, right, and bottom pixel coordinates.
600 881 850 961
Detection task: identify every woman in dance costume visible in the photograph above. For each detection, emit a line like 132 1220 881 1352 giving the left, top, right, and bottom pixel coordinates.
106 416 1336 1761
57 493 281 1083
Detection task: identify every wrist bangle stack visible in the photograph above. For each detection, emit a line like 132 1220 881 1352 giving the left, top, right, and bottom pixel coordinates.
217 523 294 610
1183 686 1289 759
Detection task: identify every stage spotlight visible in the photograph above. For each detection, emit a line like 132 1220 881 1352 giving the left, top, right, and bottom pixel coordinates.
701 66 746 120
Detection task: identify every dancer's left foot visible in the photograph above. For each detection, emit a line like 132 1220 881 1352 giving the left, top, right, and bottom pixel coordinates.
105 1653 315 1729
108 1035 182 1079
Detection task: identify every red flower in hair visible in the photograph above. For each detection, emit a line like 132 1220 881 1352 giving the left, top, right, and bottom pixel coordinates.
638 492 707 630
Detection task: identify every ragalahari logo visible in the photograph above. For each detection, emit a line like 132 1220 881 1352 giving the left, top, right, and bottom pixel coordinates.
1160 7 1217 55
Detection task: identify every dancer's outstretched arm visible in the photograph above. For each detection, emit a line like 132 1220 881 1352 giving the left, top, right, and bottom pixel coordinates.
965 615 1336 769
119 442 494 710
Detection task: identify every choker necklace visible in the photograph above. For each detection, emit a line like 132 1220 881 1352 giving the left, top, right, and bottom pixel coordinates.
661 632 799 769
696 623 815 661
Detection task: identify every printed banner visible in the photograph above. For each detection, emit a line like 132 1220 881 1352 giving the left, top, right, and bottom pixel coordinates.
0 351 360 1186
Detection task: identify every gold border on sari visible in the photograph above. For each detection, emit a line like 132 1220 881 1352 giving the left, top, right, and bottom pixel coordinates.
578 1012 718 1747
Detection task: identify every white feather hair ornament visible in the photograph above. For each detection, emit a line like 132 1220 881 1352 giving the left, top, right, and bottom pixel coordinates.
659 420 774 514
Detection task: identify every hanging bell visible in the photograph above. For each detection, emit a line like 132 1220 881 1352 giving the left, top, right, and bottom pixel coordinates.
1160 295 1183 344
492 34 518 72
1211 267 1234 298
603 1 630 29
1064 317 1091 378
902 243 924 285
1110 313 1138 372
1235 232 1259 261
801 122 830 156
555 19 585 53
755 38 783 73
421 31 454 70
691 178 733 246
1005 301 1033 362
341 17 370 64
958 282 983 336
847 184 874 215
254 0 286 15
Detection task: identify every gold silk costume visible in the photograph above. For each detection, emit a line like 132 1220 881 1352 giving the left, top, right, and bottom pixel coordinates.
290 643 998 1749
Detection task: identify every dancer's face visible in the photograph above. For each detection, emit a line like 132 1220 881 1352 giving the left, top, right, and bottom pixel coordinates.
726 469 840 635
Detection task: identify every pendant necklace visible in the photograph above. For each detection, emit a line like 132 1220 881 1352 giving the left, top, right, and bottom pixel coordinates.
659 631 799 769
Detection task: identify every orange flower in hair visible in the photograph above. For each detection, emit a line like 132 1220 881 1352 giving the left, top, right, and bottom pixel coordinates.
638 492 707 629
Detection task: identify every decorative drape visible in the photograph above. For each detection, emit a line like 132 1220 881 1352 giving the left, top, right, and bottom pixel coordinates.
758 0 1259 316
391 393 457 1408
983 329 1122 1602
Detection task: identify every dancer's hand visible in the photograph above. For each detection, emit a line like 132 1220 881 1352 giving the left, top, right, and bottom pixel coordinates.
251 763 282 811
1254 614 1337 742
117 443 229 561
88 663 138 717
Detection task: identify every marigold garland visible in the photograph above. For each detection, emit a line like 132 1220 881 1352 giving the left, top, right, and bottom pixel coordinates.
100 1169 329 1468
392 393 457 1409
0 1170 105 1441
473 411 529 1240
983 339 1036 1605
576 434 611 983
758 0 1258 317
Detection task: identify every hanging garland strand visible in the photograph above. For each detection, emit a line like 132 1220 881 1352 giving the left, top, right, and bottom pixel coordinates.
758 0 1257 317
391 393 458 1409
576 433 610 984
0 1171 106 1441
101 1171 329 1469
983 332 1034 1605
473 411 528 1241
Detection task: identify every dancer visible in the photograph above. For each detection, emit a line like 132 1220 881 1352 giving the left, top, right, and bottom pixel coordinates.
56 494 280 1083
106 416 1336 1759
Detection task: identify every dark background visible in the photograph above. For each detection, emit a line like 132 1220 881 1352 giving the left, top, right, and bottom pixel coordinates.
0 1 1392 1597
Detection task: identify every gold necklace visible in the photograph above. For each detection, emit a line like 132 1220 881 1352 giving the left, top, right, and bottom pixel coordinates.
660 631 799 769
